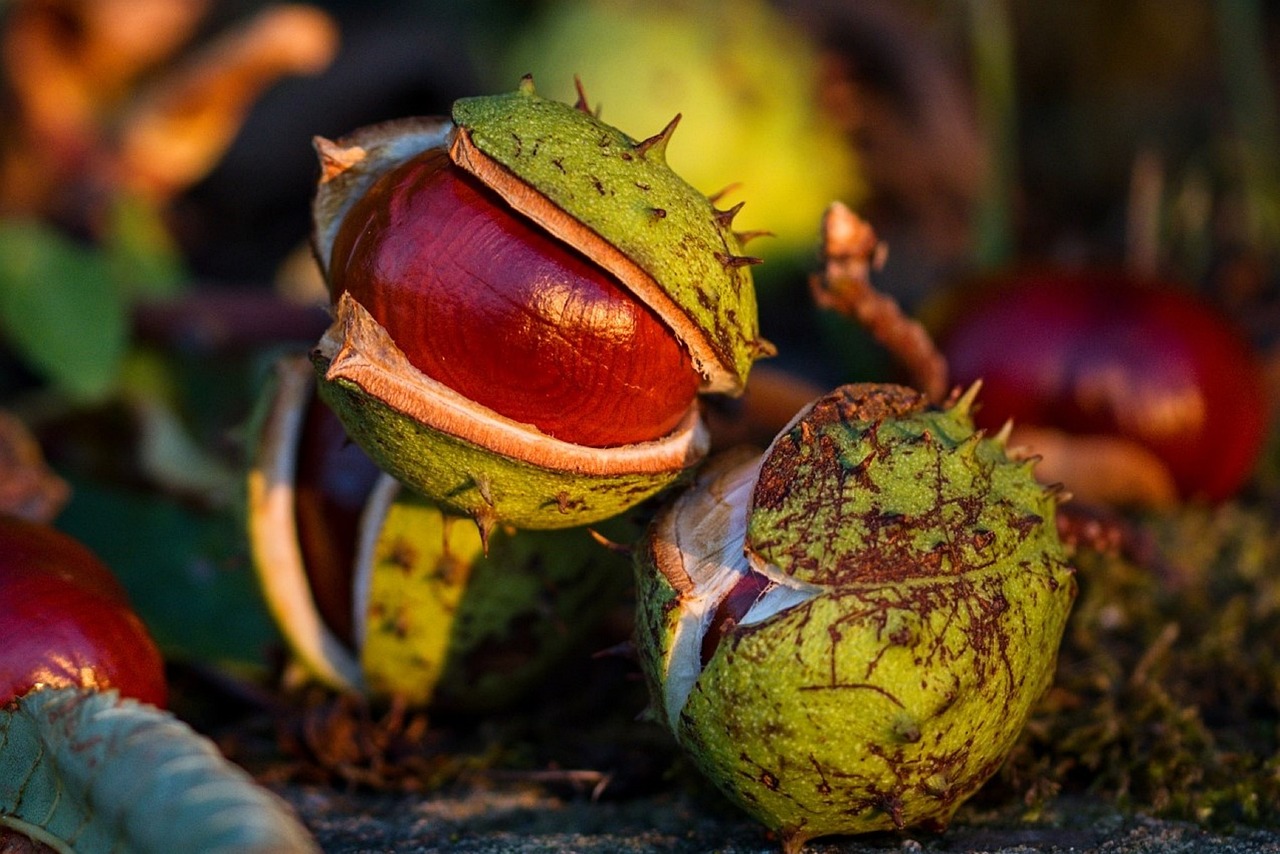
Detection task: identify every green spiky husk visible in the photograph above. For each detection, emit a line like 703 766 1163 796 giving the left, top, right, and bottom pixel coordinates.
636 384 1076 845
248 355 638 705
452 80 761 391
309 83 753 530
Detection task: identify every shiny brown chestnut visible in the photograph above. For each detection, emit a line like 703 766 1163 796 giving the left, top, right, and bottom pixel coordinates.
936 269 1270 503
0 515 167 707
292 390 382 646
329 147 700 448
308 82 766 530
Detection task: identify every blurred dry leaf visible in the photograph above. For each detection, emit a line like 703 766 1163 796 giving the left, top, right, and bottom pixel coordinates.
0 410 69 523
0 0 338 224
1009 424 1179 509
118 4 340 201
0 687 320 853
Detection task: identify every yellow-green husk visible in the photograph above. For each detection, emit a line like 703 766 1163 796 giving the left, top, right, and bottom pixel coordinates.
636 384 1076 848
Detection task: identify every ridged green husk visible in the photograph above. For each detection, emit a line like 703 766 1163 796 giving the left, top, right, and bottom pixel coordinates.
359 490 631 710
247 354 634 709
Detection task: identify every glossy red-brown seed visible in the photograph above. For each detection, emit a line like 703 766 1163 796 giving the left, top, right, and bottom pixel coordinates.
328 148 700 448
0 515 167 707
700 570 772 667
293 394 381 646
938 269 1269 502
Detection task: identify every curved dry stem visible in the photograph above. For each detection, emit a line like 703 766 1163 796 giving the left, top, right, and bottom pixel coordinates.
810 202 949 403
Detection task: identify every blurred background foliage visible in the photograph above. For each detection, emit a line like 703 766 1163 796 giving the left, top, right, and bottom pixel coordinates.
1 0 1279 822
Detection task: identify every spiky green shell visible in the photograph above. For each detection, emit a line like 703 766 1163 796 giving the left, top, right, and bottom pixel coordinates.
748 384 1062 588
307 79 768 530
451 79 763 392
498 0 865 262
635 384 1076 847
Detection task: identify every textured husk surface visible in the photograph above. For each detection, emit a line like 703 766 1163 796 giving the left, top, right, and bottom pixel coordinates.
451 82 763 393
636 384 1077 846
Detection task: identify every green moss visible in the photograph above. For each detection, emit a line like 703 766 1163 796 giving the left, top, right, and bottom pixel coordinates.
989 501 1280 828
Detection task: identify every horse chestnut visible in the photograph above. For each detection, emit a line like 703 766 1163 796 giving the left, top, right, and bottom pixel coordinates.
936 269 1269 503
0 515 167 707
635 383 1074 847
329 147 700 448
309 79 768 529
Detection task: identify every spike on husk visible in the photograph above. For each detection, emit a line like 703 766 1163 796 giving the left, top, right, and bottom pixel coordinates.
734 229 773 245
634 114 681 162
993 419 1015 447
950 380 984 418
314 136 365 182
714 201 746 229
572 75 592 113
716 252 764 269
707 183 741 205
749 337 778 359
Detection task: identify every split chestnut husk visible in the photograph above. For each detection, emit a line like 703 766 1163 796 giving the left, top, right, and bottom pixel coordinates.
635 383 1076 851
248 356 630 710
310 78 770 532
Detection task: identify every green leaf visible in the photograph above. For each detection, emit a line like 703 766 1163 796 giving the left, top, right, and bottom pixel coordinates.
57 478 280 671
0 688 319 853
105 195 187 300
0 219 128 400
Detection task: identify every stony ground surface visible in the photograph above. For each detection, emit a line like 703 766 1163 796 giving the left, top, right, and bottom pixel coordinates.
276 784 1280 853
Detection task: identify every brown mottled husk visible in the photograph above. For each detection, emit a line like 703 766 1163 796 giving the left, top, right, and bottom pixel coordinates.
636 383 1076 847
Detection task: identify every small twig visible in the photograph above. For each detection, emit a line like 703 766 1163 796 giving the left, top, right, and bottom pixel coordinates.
587 527 633 555
810 202 949 402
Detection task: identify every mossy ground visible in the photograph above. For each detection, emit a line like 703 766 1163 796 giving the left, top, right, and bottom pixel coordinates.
980 495 1280 830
